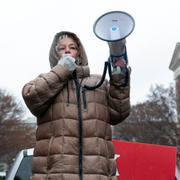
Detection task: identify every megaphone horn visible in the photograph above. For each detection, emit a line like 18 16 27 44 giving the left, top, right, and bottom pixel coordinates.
93 11 135 60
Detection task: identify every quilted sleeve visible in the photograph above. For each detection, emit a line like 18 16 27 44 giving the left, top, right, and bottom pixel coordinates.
22 65 71 118
108 73 130 125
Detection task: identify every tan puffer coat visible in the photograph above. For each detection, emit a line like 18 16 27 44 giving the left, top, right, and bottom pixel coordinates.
22 31 130 180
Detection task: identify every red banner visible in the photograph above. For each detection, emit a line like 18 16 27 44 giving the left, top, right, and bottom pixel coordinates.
112 139 176 180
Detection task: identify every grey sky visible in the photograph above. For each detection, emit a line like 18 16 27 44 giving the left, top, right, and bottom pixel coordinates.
0 0 179 115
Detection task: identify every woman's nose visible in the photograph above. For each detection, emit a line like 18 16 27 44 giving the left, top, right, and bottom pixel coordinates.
65 47 70 53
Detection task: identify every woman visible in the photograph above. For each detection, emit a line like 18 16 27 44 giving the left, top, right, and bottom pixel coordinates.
22 31 130 180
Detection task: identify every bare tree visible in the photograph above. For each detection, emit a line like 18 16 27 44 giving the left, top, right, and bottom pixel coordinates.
0 89 36 166
0 89 22 123
113 83 179 167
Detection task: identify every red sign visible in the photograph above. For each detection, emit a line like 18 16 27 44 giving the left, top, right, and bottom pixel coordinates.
112 139 176 180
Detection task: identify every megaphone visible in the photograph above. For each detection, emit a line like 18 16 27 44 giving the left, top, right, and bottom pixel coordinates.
93 11 135 62
84 11 135 90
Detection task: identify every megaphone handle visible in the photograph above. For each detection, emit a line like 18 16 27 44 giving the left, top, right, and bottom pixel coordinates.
110 46 128 64
84 61 109 90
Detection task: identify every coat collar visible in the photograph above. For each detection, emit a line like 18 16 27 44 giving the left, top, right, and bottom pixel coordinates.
76 65 90 78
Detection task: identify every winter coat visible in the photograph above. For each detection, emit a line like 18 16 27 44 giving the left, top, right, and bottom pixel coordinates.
22 31 130 180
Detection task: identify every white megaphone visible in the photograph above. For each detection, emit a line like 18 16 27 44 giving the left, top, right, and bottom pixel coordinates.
93 11 135 63
84 11 135 90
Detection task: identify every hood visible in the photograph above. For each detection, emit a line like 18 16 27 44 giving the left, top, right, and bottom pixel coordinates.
49 31 89 67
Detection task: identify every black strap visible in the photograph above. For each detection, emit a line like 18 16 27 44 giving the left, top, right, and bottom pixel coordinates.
84 61 109 90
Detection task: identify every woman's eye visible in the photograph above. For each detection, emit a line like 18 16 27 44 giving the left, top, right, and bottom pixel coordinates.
70 46 77 50
58 47 65 51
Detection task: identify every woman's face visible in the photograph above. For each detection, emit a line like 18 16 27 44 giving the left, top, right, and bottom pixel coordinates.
56 37 79 59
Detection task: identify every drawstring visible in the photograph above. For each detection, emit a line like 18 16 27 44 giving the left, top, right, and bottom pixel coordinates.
46 136 54 179
66 81 70 106
73 71 87 111
82 87 87 111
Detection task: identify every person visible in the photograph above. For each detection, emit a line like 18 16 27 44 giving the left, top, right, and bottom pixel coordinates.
22 31 130 180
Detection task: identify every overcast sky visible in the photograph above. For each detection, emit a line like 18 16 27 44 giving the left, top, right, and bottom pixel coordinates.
0 0 180 115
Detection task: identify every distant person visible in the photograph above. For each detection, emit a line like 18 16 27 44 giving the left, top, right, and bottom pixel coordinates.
22 31 130 179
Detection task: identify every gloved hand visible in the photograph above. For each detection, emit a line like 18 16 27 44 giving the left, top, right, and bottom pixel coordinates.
111 57 127 75
58 54 77 72
111 57 131 86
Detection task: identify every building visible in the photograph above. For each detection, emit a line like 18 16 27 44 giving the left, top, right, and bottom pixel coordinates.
169 42 180 124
